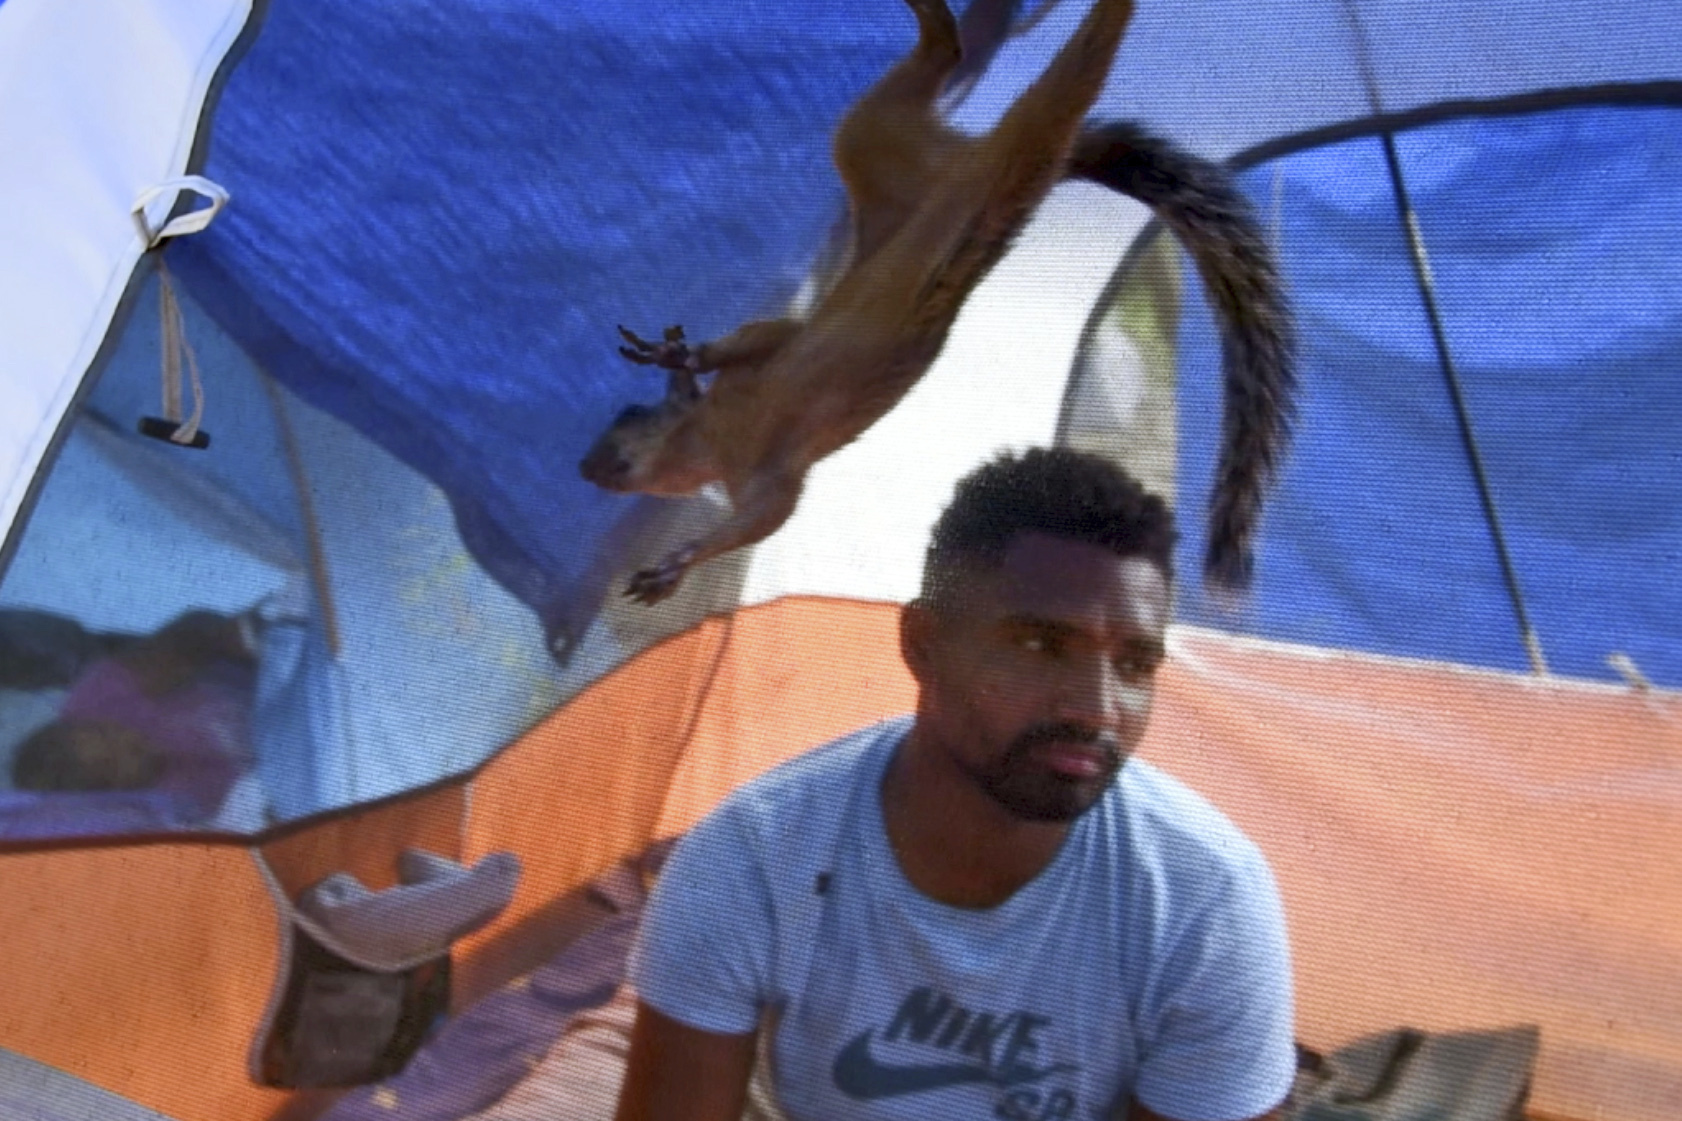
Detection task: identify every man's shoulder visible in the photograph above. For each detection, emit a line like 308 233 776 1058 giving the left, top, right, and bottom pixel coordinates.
1112 757 1275 889
698 715 911 846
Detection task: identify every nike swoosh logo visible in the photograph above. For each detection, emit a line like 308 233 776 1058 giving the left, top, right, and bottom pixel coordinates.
832 1031 1078 1100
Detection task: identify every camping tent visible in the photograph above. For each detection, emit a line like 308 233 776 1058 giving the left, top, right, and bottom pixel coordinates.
0 0 1678 1119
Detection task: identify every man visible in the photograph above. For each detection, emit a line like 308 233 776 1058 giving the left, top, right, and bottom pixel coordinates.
618 448 1295 1121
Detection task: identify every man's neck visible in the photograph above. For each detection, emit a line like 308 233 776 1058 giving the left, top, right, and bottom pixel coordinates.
878 724 1072 910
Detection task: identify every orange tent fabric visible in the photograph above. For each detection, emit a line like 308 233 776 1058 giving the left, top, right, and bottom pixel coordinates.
2 598 1677 1121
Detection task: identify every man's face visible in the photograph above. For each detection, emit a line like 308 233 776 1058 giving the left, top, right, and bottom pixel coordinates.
904 532 1172 823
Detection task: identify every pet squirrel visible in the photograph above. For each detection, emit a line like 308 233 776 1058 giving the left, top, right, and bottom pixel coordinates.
581 0 1293 603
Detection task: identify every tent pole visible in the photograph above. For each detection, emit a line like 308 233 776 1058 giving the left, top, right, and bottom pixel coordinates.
260 371 344 659
1372 130 1548 677
1338 0 1547 675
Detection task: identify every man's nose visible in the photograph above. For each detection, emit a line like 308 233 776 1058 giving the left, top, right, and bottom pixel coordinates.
1053 656 1146 730
1053 655 1118 725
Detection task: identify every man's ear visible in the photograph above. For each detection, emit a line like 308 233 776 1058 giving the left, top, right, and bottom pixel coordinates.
900 599 939 686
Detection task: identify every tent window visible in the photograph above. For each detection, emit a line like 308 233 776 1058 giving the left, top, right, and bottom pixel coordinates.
0 272 309 841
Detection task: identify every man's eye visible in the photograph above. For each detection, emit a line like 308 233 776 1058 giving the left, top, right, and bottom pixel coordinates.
1017 634 1053 654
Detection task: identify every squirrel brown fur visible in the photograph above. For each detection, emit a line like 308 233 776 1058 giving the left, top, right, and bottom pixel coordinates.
581 0 1293 603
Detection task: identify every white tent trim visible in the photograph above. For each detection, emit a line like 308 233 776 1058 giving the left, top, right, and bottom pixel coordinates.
0 0 253 561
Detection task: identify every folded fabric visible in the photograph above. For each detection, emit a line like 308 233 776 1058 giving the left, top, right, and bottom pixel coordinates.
1293 1025 1540 1121
460 981 640 1121
296 850 522 969
318 858 649 1121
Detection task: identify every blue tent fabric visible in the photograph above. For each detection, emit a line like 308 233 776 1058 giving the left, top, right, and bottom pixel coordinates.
1172 105 1682 686
1 272 563 830
171 0 932 651
0 1045 178 1121
166 0 1681 684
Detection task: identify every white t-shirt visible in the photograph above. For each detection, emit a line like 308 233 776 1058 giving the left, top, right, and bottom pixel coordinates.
630 717 1295 1121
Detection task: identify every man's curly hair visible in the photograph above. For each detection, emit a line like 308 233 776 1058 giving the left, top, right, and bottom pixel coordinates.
921 448 1177 610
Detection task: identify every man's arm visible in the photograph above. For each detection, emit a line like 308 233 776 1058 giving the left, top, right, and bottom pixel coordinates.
613 1002 758 1121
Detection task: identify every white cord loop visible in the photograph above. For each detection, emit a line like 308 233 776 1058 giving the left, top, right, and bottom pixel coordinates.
130 177 230 447
131 175 230 247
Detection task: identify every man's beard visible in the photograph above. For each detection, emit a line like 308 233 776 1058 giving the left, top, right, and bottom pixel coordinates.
964 722 1126 823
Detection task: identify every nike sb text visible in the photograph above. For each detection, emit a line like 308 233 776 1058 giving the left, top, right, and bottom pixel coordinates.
832 986 1078 1103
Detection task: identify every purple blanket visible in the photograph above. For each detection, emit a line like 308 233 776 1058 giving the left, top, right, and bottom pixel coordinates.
320 852 660 1121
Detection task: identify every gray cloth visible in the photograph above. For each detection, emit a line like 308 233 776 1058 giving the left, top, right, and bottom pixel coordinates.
1291 1026 1540 1121
0 1046 178 1121
295 850 521 970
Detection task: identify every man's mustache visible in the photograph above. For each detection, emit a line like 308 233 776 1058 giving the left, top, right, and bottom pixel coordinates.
1006 722 1123 768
